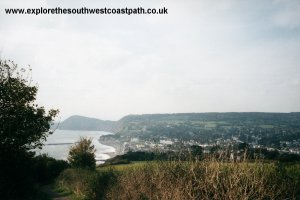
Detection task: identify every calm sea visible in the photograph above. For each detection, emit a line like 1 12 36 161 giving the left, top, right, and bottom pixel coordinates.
35 130 115 164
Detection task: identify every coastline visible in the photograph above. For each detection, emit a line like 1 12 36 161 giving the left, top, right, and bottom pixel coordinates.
99 135 124 157
38 130 119 162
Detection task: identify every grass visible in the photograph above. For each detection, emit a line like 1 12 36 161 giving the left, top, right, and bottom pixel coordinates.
98 161 150 172
284 163 300 181
107 160 299 200
57 159 300 200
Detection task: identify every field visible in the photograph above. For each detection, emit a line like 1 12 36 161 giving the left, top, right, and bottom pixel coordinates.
98 161 149 172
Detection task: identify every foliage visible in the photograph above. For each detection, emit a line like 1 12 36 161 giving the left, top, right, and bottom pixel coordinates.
68 137 96 170
58 168 117 200
278 153 300 162
191 145 203 159
0 59 58 199
0 60 58 152
33 154 70 184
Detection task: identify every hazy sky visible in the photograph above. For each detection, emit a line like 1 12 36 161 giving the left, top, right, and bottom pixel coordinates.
1 0 300 120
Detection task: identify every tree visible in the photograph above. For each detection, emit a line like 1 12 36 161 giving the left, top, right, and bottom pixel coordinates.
191 145 203 160
0 59 58 199
68 137 96 170
238 142 249 151
0 60 58 151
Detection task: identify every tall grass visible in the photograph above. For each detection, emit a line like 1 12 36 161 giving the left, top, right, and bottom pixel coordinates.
57 168 117 200
58 158 299 200
106 159 299 200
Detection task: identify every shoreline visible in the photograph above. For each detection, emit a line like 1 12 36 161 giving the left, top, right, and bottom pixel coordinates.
98 135 124 157
38 130 120 162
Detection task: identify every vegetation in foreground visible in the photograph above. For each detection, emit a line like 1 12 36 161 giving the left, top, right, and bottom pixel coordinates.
107 160 299 200
57 157 300 200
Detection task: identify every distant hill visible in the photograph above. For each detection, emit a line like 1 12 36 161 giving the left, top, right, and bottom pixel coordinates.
57 115 119 132
54 112 300 134
119 112 300 124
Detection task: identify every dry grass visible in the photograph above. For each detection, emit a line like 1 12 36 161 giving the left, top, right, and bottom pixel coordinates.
106 159 299 200
57 168 97 199
57 157 299 200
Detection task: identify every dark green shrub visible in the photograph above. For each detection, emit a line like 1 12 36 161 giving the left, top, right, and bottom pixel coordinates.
68 137 96 170
33 154 70 184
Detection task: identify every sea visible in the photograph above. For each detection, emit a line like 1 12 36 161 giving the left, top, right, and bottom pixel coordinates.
35 130 115 164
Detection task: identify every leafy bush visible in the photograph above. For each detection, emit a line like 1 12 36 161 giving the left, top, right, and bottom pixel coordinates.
68 137 96 170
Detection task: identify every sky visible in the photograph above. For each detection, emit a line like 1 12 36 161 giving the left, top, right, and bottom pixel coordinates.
0 0 300 121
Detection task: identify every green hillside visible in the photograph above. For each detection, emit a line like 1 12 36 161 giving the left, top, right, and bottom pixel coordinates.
58 115 118 132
